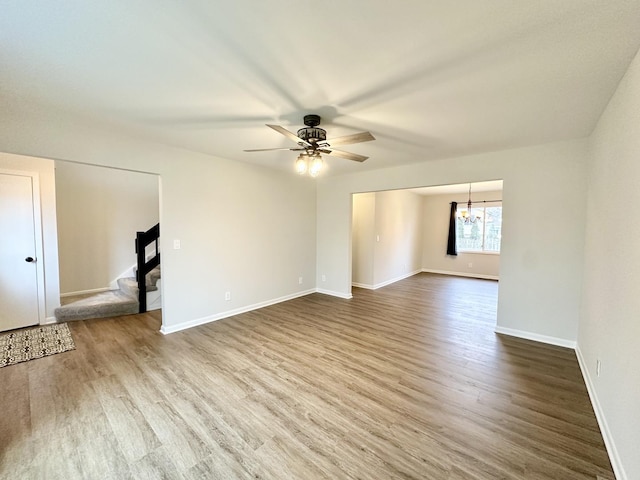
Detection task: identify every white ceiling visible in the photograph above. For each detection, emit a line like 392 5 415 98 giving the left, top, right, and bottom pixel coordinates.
408 180 503 196
2 1 640 176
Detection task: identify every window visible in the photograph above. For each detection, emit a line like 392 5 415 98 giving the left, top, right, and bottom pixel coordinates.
455 204 502 253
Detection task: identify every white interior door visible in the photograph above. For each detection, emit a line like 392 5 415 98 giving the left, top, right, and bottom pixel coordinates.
0 173 40 331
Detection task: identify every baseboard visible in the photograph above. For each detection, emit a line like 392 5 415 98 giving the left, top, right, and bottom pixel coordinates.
575 347 627 480
43 316 58 325
352 270 422 290
160 289 316 334
351 282 374 290
422 268 499 281
315 288 353 299
60 287 112 298
494 326 576 349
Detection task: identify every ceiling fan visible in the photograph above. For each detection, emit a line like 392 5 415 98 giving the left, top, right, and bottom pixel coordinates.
244 114 375 176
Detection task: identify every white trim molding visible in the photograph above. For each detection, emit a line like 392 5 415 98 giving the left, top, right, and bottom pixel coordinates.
494 326 576 349
315 288 353 300
352 270 422 290
351 282 375 290
160 289 317 334
575 347 627 480
422 268 499 281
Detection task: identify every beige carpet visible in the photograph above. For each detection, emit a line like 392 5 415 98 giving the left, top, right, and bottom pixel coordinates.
0 323 75 367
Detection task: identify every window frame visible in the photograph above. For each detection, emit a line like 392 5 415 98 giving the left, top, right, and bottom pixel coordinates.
455 202 502 254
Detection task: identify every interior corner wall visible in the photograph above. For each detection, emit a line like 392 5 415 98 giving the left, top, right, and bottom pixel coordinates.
579 48 640 480
422 190 502 279
55 161 159 294
0 152 60 320
372 189 422 286
352 190 423 289
0 101 317 332
352 192 375 286
317 138 588 344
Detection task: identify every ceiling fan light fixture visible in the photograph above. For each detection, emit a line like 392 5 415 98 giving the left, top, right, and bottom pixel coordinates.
295 154 308 175
245 114 375 176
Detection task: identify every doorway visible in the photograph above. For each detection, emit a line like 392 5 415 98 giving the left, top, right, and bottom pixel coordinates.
351 181 503 290
55 161 161 312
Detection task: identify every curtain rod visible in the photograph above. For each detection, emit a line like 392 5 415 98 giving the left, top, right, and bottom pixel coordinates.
449 199 502 204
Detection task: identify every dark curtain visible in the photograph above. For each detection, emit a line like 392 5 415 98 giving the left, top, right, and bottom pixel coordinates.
446 202 457 256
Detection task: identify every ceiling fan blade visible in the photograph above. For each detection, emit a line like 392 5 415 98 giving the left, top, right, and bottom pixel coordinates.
322 131 375 147
266 124 311 147
244 147 305 152
322 148 369 162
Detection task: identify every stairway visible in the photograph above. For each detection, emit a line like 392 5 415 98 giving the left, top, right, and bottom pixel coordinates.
54 266 161 322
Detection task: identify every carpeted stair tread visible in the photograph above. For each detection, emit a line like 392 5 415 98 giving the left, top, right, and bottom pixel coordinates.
55 290 138 322
149 265 161 286
55 265 161 323
129 265 161 290
118 277 158 295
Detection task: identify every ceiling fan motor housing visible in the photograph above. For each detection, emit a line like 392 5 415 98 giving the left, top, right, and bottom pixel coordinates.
297 126 327 143
297 114 326 144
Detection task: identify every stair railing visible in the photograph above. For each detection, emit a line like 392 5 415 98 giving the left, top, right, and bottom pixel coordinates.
135 223 160 313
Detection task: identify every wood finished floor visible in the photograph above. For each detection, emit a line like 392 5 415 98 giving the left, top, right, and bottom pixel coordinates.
0 273 614 479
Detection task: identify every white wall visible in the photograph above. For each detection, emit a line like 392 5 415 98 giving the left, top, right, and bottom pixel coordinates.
352 190 423 289
352 193 375 286
317 139 587 344
579 48 640 480
55 161 159 294
0 102 317 333
372 189 422 286
422 190 502 279
0 152 60 321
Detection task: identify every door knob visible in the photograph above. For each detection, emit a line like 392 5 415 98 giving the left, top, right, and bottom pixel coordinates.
25 257 35 263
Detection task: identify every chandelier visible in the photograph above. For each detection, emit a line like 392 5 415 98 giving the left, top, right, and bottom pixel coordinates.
458 183 482 224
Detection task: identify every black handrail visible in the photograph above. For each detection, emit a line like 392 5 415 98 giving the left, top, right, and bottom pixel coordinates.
135 223 160 313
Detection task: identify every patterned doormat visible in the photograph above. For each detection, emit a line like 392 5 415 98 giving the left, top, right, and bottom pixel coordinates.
0 323 75 368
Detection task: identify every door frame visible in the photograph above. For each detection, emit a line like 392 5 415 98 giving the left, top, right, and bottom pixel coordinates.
1 168 47 326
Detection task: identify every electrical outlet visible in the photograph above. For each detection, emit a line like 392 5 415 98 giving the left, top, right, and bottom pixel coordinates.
225 291 231 301
468 262 473 268
322 275 326 282
173 239 181 250
298 276 303 285
596 359 601 377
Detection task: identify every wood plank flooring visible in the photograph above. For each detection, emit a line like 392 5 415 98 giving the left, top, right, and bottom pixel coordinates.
0 273 615 479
